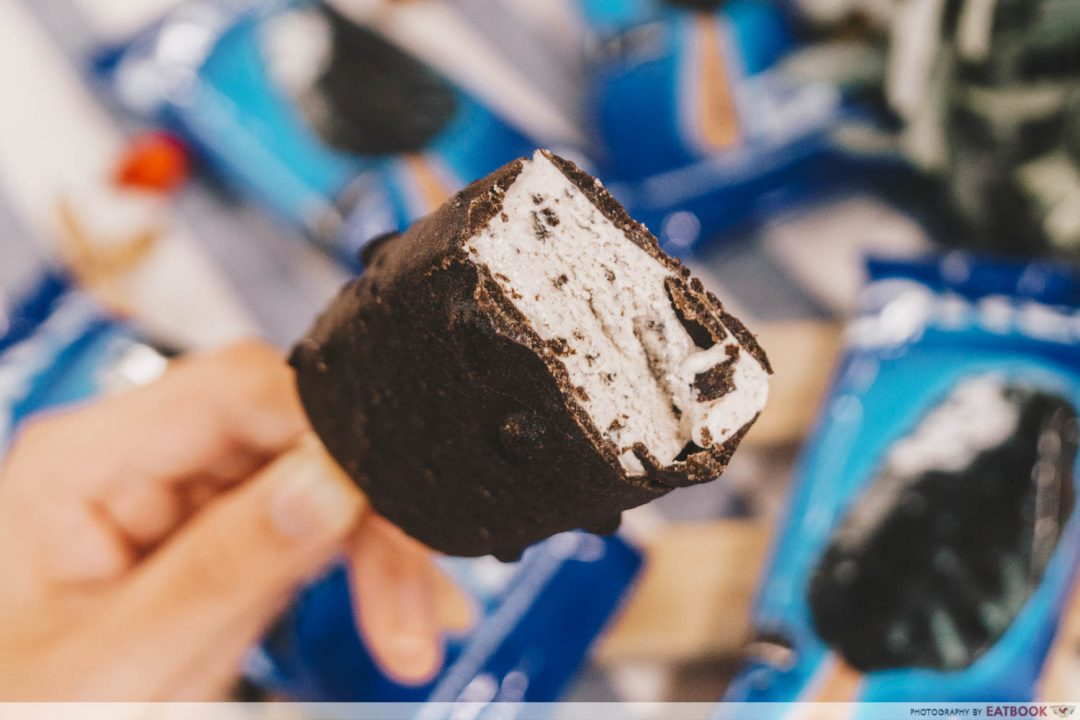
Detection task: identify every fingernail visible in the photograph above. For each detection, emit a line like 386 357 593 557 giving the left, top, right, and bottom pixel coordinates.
269 450 361 540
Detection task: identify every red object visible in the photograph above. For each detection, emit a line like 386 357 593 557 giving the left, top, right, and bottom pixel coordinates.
114 131 191 194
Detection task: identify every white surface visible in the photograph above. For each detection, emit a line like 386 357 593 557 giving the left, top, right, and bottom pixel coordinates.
468 153 769 474
887 0 945 120
448 0 589 128
0 0 257 349
886 375 1019 478
763 196 932 315
69 0 186 42
955 0 997 63
262 9 334 100
1017 152 1080 251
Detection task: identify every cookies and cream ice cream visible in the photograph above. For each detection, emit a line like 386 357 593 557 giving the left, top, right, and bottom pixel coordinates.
291 150 771 559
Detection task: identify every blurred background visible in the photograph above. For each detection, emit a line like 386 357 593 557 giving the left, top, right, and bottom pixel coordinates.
1 0 1079 710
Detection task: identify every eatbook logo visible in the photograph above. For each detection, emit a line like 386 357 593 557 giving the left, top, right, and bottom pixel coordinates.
1052 706 1076 718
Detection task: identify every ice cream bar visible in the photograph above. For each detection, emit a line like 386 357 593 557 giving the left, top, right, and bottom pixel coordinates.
272 4 459 157
809 378 1078 673
291 150 770 560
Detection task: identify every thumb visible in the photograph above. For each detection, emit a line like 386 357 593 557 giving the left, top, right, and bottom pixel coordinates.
87 436 365 698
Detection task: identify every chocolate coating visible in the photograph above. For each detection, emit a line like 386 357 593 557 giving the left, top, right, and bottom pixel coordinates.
298 6 457 156
809 385 1077 672
291 152 770 560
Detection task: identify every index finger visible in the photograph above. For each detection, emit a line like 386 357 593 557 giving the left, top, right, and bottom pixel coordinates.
22 340 306 488
3 340 308 577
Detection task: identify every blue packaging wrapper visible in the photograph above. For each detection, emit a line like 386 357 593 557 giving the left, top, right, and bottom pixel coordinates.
725 254 1080 704
576 0 659 38
591 0 795 176
0 272 156 449
254 531 642 704
92 0 545 267
581 0 864 251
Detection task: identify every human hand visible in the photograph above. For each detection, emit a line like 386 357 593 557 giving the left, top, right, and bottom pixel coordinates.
0 341 469 700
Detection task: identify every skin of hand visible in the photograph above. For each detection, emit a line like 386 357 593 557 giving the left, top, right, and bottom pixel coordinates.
0 341 472 700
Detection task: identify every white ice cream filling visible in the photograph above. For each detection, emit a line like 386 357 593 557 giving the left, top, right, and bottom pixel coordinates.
886 376 1021 478
466 152 769 475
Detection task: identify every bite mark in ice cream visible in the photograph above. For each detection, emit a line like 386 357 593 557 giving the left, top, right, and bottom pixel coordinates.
465 154 769 474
